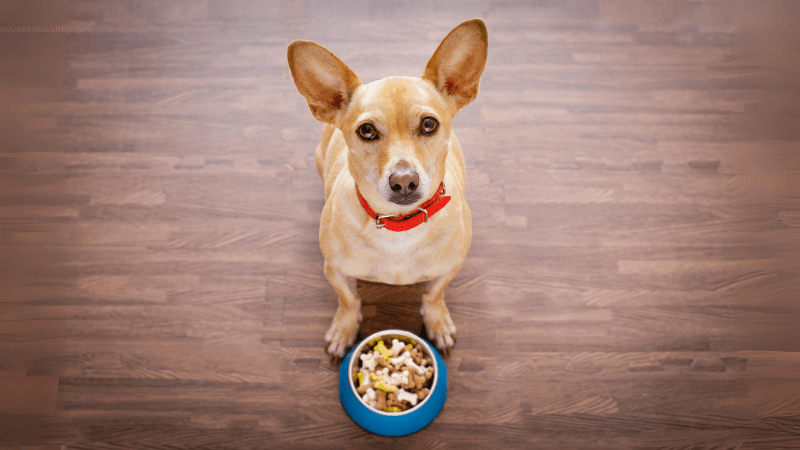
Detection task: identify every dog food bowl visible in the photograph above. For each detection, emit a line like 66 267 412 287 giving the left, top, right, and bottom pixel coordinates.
339 329 447 436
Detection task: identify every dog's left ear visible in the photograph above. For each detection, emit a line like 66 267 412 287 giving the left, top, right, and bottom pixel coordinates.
422 19 488 110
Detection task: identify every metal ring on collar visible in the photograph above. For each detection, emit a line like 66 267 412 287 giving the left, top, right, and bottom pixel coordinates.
417 207 428 223
375 214 393 229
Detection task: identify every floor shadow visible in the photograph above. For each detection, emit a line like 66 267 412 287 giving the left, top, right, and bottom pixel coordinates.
356 280 426 341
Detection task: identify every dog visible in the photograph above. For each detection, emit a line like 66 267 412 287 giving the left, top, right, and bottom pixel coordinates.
287 19 488 360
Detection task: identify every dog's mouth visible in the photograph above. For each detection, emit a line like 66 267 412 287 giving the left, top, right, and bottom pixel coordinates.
388 193 422 206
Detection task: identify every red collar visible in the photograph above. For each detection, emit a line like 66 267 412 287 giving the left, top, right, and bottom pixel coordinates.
355 181 451 232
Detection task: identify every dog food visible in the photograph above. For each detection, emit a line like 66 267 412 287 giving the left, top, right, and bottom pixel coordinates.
353 336 434 412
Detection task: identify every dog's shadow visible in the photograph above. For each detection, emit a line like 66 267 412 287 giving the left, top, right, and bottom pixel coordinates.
356 280 426 341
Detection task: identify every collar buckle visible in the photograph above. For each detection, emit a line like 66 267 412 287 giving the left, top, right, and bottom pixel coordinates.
375 214 393 230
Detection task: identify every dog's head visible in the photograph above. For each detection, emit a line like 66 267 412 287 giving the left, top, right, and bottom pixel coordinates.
287 19 488 210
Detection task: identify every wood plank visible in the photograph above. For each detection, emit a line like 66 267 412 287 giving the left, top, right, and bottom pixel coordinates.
3 0 799 448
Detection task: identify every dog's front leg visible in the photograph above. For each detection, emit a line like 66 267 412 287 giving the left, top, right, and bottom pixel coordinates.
421 266 460 356
323 261 362 362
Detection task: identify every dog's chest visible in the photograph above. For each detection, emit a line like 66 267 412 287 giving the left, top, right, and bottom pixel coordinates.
335 227 454 285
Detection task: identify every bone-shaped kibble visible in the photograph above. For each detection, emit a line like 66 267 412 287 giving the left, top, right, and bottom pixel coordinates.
376 389 386 410
406 359 424 374
396 388 418 406
371 369 397 393
375 367 390 380
390 352 412 370
410 348 423 365
362 388 378 407
411 372 426 389
390 339 406 357
374 340 392 361
386 392 406 410
360 352 378 371
389 369 410 387
400 354 426 376
417 388 430 400
375 381 397 393
356 368 374 394
376 355 392 369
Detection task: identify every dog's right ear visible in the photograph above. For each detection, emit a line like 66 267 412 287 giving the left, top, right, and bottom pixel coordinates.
287 41 362 124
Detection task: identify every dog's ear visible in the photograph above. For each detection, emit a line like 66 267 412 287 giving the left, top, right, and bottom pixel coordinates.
422 19 488 110
287 41 362 124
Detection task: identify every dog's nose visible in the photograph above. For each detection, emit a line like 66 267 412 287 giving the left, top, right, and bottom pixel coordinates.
389 170 420 196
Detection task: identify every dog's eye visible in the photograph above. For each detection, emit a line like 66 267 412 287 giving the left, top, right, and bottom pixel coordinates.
357 123 378 141
420 117 439 135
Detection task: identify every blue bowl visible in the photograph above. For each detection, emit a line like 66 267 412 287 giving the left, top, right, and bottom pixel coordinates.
339 329 447 436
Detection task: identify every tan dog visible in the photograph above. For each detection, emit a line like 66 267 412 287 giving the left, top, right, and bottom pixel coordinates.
287 19 488 360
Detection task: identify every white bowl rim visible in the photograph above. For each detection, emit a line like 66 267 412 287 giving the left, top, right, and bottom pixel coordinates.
348 329 439 416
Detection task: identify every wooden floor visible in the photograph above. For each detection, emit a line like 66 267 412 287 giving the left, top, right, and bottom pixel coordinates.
2 1 800 448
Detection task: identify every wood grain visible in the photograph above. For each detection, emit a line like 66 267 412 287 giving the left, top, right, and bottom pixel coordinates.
2 0 799 448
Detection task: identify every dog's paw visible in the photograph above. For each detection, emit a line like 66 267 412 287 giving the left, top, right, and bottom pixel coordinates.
324 310 361 362
420 303 457 356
